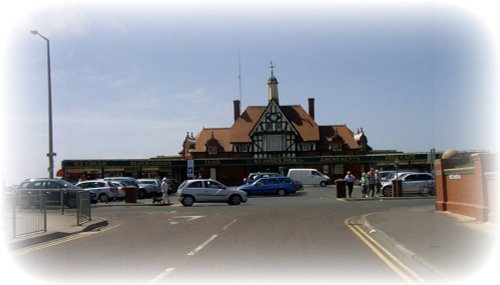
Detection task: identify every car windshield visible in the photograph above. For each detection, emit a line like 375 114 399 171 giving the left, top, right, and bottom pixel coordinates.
60 180 79 189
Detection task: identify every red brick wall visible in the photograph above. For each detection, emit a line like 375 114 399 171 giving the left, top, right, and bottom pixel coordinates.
435 153 498 222
486 173 499 222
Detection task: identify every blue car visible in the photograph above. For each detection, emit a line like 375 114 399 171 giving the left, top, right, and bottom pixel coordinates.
243 172 283 184
238 177 297 196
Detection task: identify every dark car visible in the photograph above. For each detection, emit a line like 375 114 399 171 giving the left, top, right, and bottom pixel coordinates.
89 191 98 204
238 177 297 196
243 172 284 184
166 179 180 194
17 178 81 208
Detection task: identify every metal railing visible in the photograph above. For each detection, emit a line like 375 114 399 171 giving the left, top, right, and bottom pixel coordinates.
3 193 47 239
77 190 92 226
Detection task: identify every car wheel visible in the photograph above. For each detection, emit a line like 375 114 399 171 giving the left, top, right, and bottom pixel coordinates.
181 195 195 207
99 194 109 203
277 189 286 196
138 189 147 199
382 186 392 197
228 195 242 205
320 181 327 187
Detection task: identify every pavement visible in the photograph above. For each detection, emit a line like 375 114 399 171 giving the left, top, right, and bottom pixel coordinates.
5 194 499 283
5 198 178 250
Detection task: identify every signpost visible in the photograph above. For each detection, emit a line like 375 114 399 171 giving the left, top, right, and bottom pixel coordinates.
187 159 194 178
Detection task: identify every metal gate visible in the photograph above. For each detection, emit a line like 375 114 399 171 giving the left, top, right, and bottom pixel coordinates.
76 190 91 226
3 193 47 239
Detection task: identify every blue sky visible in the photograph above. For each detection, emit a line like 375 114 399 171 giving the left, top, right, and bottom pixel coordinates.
1 0 499 184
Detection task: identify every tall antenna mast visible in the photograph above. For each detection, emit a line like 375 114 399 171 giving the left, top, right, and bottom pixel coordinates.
238 50 242 103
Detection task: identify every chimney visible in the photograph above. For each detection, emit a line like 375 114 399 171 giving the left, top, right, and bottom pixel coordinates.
308 98 315 120
233 100 241 121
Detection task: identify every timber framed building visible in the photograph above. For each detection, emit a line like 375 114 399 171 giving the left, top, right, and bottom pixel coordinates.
62 67 434 185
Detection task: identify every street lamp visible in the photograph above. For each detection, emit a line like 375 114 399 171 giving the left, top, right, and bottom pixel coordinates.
31 30 56 179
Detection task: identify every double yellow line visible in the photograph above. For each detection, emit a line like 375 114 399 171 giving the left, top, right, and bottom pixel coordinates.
345 217 426 284
11 224 121 256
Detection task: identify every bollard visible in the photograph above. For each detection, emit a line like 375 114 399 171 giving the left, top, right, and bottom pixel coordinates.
392 179 403 197
124 186 138 203
335 179 346 198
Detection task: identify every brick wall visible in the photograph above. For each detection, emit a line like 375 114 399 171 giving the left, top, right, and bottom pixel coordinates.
435 153 498 222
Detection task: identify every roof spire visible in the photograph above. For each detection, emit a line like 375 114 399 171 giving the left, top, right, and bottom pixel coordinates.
267 61 279 104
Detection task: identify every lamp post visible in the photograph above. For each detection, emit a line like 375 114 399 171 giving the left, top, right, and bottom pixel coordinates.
31 30 56 179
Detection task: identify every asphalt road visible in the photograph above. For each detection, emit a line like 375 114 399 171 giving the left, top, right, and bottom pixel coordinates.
10 186 434 284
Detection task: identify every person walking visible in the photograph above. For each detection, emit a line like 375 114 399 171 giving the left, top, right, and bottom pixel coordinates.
375 170 382 197
360 173 368 198
367 168 377 197
161 177 171 204
344 171 356 198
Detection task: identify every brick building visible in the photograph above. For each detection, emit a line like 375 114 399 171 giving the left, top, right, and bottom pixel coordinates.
62 67 434 185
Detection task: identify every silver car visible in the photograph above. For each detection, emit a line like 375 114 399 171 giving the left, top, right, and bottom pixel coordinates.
176 179 248 207
76 179 123 202
381 172 434 196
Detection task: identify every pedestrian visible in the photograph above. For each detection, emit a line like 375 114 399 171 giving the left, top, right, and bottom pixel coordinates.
344 171 356 198
161 177 171 204
375 170 382 197
367 168 377 197
360 173 368 198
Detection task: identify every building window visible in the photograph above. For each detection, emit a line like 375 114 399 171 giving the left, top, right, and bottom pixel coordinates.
207 146 218 154
330 143 343 152
264 134 285 151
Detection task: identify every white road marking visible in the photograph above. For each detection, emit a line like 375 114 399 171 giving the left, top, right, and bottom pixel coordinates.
169 215 205 226
187 234 218 256
174 215 204 221
149 268 175 284
222 219 237 230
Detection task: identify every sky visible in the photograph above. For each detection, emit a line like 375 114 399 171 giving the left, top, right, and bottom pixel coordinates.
1 0 499 184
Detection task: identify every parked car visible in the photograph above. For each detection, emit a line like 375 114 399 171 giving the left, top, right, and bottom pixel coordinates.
104 177 144 198
76 179 122 203
107 181 127 199
136 179 160 198
176 179 248 207
243 172 283 184
89 191 98 204
381 172 434 197
378 170 396 182
104 177 139 187
137 179 161 191
287 168 330 187
166 179 180 194
16 178 81 208
238 177 297 196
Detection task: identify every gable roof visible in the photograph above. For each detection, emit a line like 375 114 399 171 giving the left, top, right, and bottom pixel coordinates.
230 106 266 143
230 104 319 143
193 128 232 152
281 105 319 141
318 125 361 149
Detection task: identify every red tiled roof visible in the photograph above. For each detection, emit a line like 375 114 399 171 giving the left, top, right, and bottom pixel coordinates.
193 128 233 152
230 104 319 142
281 105 320 141
191 104 360 153
319 125 360 149
230 106 265 143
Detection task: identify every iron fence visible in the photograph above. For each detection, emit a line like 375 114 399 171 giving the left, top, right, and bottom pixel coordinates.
77 190 91 226
2 193 47 239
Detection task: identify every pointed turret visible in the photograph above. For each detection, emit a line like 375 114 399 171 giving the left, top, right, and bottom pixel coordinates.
267 61 279 104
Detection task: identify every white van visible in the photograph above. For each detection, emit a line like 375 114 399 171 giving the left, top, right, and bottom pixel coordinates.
287 168 330 187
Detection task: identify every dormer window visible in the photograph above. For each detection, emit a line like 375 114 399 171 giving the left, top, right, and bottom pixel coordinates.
207 145 218 154
330 143 343 152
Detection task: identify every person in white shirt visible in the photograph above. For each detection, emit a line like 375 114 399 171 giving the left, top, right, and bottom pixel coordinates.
161 178 171 204
344 171 356 198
